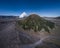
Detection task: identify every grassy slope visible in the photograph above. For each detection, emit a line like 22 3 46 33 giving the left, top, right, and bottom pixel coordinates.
17 18 60 45
38 19 60 46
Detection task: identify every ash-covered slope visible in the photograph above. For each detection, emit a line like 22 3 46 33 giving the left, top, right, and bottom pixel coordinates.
0 19 36 48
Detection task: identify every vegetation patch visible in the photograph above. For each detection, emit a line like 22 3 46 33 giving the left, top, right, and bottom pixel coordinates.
17 14 55 33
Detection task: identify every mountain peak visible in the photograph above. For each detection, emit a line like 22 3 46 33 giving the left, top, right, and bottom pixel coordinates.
19 12 27 18
18 14 55 32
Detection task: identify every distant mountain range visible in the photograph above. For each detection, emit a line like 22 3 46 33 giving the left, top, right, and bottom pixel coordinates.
54 16 60 19
0 15 19 19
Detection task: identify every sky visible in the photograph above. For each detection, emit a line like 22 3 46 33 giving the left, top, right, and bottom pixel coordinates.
0 0 60 17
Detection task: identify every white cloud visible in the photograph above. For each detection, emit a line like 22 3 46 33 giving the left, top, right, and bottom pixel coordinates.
19 12 27 18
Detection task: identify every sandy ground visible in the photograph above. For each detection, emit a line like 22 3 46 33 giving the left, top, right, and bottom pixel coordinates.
0 19 60 48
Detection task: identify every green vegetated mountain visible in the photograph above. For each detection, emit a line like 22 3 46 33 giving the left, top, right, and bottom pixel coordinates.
18 14 55 33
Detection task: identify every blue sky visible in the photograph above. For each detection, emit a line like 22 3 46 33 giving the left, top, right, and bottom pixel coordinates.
0 0 60 17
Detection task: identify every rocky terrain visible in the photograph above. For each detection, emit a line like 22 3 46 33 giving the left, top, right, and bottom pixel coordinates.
0 15 60 48
0 18 39 48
